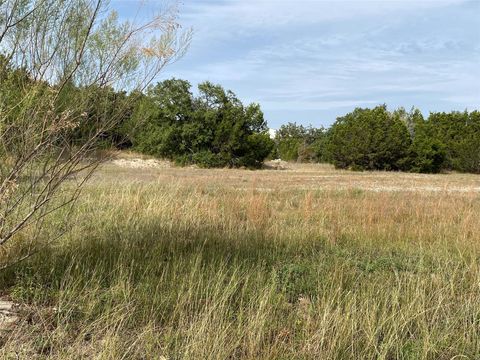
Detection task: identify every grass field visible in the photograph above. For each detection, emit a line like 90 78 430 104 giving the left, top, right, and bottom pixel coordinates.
1 156 480 359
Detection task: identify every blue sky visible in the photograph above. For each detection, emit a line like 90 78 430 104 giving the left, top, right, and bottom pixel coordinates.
113 0 480 129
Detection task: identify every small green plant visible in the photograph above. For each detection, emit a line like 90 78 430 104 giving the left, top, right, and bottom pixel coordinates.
275 262 317 302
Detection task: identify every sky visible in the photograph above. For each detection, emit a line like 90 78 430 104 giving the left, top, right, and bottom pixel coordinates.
112 0 480 129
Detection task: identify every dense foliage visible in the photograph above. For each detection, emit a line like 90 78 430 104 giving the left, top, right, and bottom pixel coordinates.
271 107 479 174
326 106 412 171
273 123 326 162
127 79 274 168
325 106 479 173
425 111 480 173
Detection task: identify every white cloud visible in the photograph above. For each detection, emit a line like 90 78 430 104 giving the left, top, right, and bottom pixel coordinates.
115 0 480 125
181 0 465 31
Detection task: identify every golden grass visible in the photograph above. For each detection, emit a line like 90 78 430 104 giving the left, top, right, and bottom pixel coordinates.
1 160 480 359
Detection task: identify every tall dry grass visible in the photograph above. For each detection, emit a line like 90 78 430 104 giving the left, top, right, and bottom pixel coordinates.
1 164 480 359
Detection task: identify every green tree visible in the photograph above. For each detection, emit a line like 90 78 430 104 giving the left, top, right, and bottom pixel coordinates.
327 105 411 171
423 111 480 173
131 80 273 168
408 120 446 173
274 123 325 162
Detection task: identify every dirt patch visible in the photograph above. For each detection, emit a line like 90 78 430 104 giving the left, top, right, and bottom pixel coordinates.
0 299 19 333
264 159 289 170
110 158 171 169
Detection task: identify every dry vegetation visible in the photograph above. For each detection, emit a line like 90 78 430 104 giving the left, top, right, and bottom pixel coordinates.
1 156 480 359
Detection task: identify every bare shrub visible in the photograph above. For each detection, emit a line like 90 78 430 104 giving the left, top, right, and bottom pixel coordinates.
0 0 191 267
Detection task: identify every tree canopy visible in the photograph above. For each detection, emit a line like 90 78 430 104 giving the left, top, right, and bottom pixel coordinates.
129 79 274 168
326 105 412 171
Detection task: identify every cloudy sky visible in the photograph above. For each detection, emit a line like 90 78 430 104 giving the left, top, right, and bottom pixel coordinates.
113 0 480 128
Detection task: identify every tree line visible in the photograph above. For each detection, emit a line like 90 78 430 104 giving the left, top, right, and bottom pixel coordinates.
275 106 480 174
69 76 479 174
2 57 479 173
